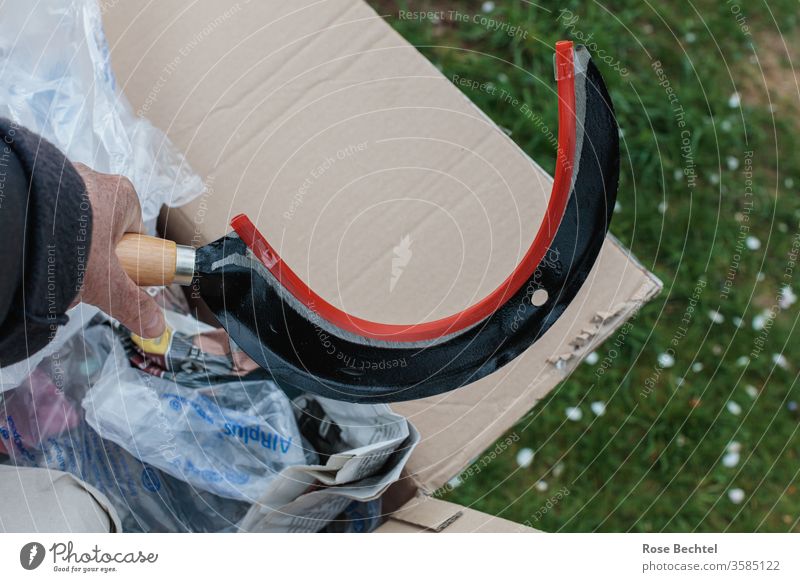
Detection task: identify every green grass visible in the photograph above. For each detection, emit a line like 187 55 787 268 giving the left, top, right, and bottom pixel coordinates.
368 0 800 532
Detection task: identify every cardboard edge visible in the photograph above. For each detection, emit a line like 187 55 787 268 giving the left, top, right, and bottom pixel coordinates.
375 495 538 533
606 232 664 293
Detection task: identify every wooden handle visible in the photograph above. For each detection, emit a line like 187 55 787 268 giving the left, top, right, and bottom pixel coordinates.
116 234 179 286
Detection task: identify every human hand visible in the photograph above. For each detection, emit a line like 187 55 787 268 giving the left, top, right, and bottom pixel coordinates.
72 163 166 339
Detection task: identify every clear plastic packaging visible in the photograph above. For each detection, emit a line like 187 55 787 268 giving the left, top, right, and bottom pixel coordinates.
83 336 308 502
0 0 204 227
0 304 99 395
3 417 249 532
1 323 272 531
1 306 418 532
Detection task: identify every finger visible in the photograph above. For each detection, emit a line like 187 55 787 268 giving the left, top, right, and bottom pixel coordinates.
127 196 147 235
133 214 147 234
105 262 166 338
116 175 146 235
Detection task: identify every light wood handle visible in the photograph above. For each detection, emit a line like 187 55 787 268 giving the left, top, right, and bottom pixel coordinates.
116 234 182 286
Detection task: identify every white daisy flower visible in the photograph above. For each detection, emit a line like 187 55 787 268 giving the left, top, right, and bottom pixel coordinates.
658 352 675 368
565 407 583 422
728 488 746 504
726 400 742 415
517 447 536 469
779 286 797 310
745 236 761 250
590 401 606 416
516 447 535 469
722 452 740 468
772 353 789 370
752 314 768 331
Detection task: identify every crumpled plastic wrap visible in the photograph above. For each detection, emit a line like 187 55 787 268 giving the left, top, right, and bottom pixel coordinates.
0 304 100 395
83 338 308 502
1 288 416 532
0 324 251 532
0 0 204 226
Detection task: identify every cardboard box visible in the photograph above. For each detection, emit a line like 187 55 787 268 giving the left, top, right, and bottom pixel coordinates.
103 0 661 532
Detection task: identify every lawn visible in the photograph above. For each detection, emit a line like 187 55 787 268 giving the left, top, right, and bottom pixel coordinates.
368 0 800 532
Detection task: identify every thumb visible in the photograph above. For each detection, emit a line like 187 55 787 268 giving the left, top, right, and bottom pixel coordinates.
107 262 166 339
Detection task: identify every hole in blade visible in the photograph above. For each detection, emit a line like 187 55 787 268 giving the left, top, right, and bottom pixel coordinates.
531 289 549 307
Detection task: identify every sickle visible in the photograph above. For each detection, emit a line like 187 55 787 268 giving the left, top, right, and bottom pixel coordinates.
193 41 619 403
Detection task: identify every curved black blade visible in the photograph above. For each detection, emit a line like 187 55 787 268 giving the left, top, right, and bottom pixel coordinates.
197 54 619 403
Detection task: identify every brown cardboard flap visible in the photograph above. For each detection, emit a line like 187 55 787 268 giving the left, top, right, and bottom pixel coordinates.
389 496 463 532
376 496 537 533
104 0 559 326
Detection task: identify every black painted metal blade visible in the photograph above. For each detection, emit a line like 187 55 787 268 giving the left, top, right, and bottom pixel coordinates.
193 51 619 403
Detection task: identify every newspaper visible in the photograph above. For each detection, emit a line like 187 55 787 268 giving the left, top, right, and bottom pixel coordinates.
240 398 419 533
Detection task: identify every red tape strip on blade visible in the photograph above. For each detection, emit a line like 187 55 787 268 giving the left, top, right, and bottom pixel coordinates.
231 40 577 343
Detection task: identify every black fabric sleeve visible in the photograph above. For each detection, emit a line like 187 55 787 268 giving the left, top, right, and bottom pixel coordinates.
0 118 92 366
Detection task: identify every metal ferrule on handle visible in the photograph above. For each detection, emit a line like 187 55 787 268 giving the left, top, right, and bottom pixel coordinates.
173 245 196 285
